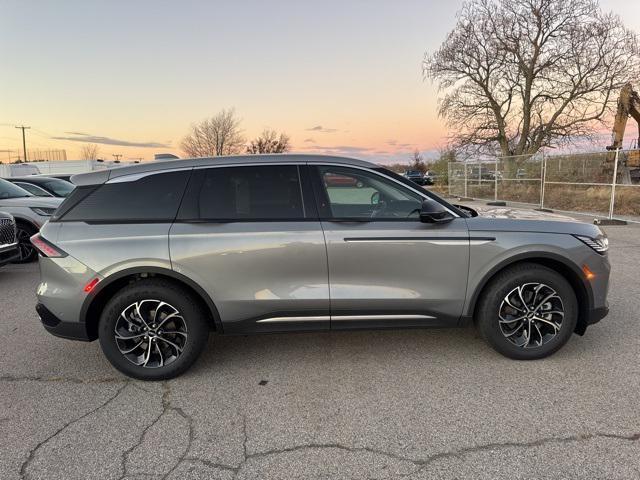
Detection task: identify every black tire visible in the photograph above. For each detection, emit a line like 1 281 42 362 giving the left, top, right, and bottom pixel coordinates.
13 222 38 263
98 279 209 380
476 263 578 360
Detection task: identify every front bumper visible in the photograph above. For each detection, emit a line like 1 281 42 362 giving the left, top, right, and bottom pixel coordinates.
0 243 19 266
36 303 91 341
587 304 609 326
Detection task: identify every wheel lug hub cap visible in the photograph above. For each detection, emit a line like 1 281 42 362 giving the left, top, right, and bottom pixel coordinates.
498 283 564 349
114 300 188 369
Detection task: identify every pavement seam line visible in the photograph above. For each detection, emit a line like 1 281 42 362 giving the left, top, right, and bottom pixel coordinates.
0 374 124 385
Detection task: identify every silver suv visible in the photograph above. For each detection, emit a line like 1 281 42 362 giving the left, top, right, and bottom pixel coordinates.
33 155 610 380
0 178 62 262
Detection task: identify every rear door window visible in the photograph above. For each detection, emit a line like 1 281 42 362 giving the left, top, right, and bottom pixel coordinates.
179 165 306 221
14 182 52 197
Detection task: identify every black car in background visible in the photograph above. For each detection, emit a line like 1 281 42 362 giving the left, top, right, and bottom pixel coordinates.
38 174 73 183
403 170 426 185
6 176 75 198
0 212 19 267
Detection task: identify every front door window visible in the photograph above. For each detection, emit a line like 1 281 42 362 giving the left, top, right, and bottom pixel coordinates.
315 166 424 220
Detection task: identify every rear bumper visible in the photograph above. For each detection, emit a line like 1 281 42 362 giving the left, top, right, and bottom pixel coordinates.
36 303 91 341
0 243 19 266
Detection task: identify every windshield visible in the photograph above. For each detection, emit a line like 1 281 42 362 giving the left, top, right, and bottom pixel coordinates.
0 178 33 199
42 178 75 197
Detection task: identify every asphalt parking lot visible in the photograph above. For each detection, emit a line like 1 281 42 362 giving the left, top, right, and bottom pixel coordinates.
1 221 639 480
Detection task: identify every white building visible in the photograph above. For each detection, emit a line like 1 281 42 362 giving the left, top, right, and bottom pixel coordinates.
0 159 141 178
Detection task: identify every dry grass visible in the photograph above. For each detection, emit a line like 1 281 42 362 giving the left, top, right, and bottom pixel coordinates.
449 181 640 217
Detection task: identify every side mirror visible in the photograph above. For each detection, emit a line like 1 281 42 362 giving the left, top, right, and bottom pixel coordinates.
420 200 454 224
453 204 478 218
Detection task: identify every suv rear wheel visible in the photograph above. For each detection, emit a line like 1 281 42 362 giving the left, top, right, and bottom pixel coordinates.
476 263 578 360
98 279 209 380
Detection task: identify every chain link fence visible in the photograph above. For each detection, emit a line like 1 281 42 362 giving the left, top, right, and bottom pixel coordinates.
448 149 640 222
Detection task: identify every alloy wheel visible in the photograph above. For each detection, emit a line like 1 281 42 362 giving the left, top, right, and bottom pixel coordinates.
114 300 188 368
498 283 564 348
16 227 35 261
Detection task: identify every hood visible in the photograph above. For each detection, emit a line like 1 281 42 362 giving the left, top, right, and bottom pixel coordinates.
467 206 602 237
476 207 578 222
0 197 63 208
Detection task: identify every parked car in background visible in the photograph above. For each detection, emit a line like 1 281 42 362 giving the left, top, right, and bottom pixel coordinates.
33 154 610 380
7 175 75 198
0 179 62 262
37 174 72 183
7 176 75 198
403 170 426 185
0 163 41 178
0 212 19 267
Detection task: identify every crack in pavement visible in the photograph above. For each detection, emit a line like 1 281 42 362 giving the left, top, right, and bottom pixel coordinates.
242 413 248 462
210 430 640 479
19 382 129 480
400 431 640 478
15 375 640 480
160 401 197 479
118 381 172 480
118 381 199 480
181 457 240 474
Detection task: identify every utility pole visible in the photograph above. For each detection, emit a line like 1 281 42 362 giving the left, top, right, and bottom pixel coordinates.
112 154 122 162
15 125 30 162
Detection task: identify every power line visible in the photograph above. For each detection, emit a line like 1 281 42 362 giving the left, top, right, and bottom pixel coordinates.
15 125 30 161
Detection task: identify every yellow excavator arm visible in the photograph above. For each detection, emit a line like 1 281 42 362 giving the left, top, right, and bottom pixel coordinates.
607 83 640 152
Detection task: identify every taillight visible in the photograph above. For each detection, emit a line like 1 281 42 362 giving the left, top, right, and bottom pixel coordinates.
30 234 67 258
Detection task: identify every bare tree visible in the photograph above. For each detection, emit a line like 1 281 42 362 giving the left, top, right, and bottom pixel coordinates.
80 143 100 160
181 108 245 157
409 149 427 172
423 0 640 157
246 129 291 154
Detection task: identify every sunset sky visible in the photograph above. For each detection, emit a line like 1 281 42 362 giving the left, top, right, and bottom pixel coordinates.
2 0 640 163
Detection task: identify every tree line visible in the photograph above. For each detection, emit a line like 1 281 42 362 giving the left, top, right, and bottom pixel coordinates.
180 108 290 157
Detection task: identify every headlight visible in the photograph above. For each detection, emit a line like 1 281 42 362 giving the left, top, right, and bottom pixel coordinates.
30 207 56 217
573 234 609 254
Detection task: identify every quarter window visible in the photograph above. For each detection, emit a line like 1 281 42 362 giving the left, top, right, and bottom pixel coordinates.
61 170 190 222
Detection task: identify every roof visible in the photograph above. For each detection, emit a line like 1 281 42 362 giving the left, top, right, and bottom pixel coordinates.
8 176 67 184
70 154 378 186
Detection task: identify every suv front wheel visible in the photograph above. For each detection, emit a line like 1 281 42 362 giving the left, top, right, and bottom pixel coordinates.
476 263 578 360
98 279 210 380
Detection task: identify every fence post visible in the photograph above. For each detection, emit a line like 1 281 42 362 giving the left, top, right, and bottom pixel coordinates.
464 162 468 198
608 148 620 220
494 156 499 201
539 152 547 210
